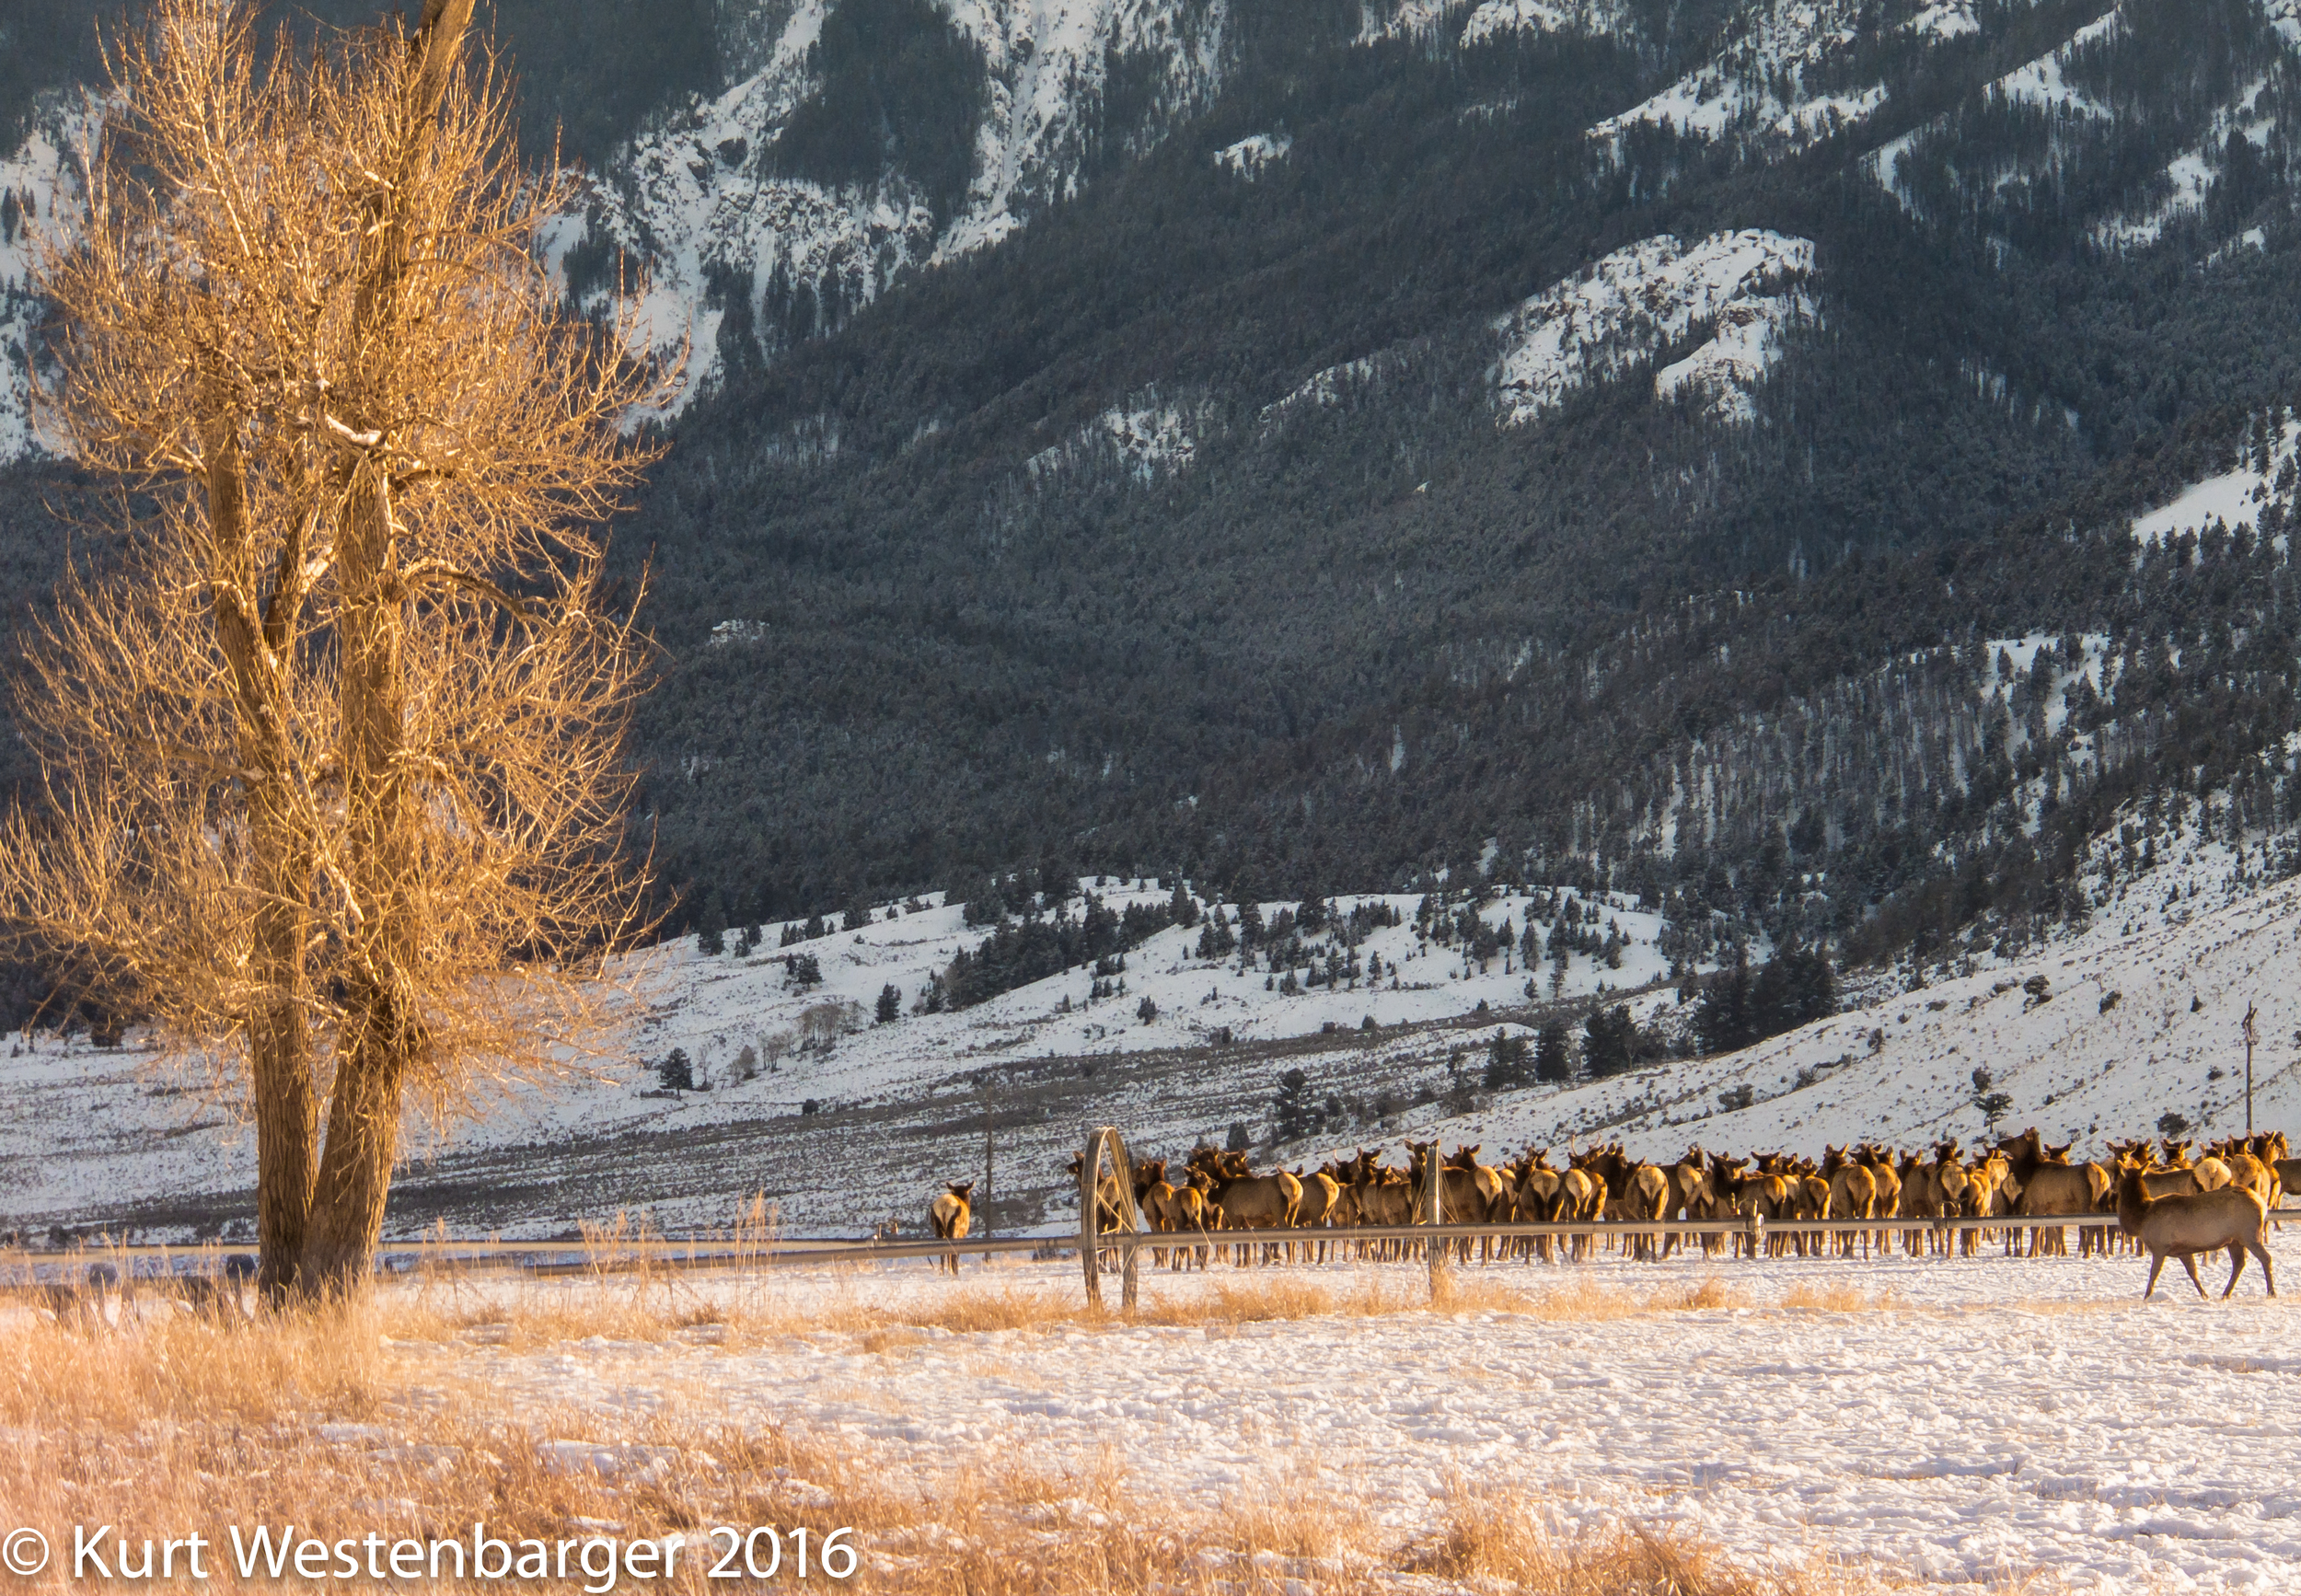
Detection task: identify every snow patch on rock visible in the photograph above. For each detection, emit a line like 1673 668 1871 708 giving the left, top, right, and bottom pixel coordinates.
1212 132 1291 177
1459 0 1631 45
0 102 88 462
1359 0 1629 44
1491 230 1816 427
1028 396 1210 482
1907 0 1982 39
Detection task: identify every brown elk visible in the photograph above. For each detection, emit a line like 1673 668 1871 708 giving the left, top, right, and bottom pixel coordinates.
2110 1137 2204 1202
1666 1148 1720 1258
1555 1148 1609 1260
1859 1143 1902 1257
1999 1128 2095 1257
1790 1166 1833 1257
1575 1144 1670 1260
1352 1151 1415 1256
1293 1166 1344 1263
1897 1150 1945 1255
1960 1151 2010 1256
2116 1163 2275 1300
1446 1145 1513 1262
928 1181 975 1275
1821 1146 1876 1258
1405 1140 1490 1221
2210 1137 2279 1211
1196 1149 1301 1262
1715 1154 1789 1258
1510 1149 1564 1262
1137 1160 1207 1270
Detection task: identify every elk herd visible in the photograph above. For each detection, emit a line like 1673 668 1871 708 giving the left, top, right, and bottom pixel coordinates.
962 1128 2294 1299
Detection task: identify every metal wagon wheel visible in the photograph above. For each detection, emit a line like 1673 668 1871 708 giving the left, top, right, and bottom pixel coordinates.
1078 1126 1147 1312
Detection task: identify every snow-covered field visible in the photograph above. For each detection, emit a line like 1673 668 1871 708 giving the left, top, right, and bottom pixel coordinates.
436 1248 2301 1594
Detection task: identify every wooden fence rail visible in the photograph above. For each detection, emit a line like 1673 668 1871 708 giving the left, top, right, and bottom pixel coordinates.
3 1212 2147 1279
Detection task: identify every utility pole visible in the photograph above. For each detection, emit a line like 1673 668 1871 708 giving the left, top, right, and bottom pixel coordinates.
981 1076 996 1239
2244 1000 2260 1132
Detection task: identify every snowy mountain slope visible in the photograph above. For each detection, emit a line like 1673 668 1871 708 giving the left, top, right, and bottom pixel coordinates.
1589 0 1888 155
563 0 1228 413
1025 393 1213 482
1359 0 1632 45
1989 6 2121 120
1873 0 2297 237
1491 231 1815 427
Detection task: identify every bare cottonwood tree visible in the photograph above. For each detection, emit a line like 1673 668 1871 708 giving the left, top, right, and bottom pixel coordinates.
4 0 665 1298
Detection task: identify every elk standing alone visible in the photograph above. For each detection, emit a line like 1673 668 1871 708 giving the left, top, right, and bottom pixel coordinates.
929 1181 975 1275
2116 1163 2275 1300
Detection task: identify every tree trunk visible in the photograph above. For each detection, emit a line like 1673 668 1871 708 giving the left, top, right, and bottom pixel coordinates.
200 401 318 1301
293 0 475 1301
298 1014 407 1297
300 454 415 1298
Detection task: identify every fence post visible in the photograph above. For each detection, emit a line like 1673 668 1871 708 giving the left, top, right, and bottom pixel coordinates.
1425 1148 1448 1297
1079 1128 1102 1313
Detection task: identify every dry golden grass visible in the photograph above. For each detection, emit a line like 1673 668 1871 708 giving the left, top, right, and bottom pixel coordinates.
1778 1283 1909 1313
358 1260 1764 1355
1413 1488 1904 1595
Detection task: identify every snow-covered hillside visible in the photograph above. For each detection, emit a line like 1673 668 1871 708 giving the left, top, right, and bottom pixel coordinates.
1590 0 1886 155
10 819 2301 1242
2132 414 2296 547
1491 231 1815 427
0 878 1683 1233
1385 841 2301 1173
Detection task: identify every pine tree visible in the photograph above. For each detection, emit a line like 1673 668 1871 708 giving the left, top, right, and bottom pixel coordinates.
1533 1021 1574 1083
1484 1028 1532 1090
1583 1005 1637 1077
875 983 901 1024
1694 951 1754 1053
1272 1068 1318 1141
1196 912 1235 959
1168 879 1200 928
659 1048 693 1091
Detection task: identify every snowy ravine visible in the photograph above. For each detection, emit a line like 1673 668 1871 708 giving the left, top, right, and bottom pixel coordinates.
559 0 1228 415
